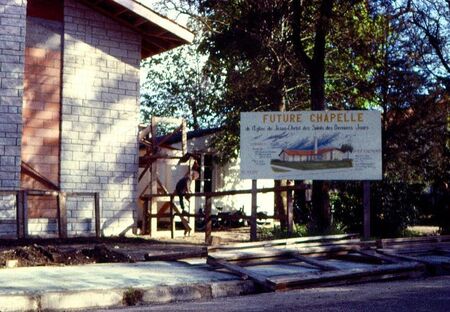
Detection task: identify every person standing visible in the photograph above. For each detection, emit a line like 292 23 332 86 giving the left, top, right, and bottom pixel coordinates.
175 171 199 214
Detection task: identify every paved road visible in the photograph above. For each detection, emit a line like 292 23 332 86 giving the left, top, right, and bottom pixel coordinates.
92 276 450 312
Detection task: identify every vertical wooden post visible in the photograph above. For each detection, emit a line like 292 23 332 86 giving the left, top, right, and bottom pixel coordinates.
57 192 67 238
94 192 100 238
287 184 294 236
150 117 158 237
170 196 174 239
205 195 212 245
16 191 26 239
250 179 257 241
181 119 187 156
363 181 371 240
143 198 149 234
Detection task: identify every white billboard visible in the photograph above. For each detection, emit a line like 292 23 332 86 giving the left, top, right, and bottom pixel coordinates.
240 111 382 180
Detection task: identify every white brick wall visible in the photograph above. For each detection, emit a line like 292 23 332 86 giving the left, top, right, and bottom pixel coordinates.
0 194 17 237
67 195 95 237
28 218 58 237
61 0 141 236
0 0 26 189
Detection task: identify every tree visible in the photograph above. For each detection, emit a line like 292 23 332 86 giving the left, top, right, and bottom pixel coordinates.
140 0 449 235
140 19 222 130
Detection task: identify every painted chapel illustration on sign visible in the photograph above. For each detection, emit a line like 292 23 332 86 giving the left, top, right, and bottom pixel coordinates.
240 111 382 180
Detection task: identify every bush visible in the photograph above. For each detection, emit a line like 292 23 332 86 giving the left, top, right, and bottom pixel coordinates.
330 182 363 234
371 181 421 237
329 181 424 238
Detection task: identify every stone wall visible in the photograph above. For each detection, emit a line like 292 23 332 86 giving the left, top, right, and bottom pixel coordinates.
67 195 95 237
0 0 26 189
61 0 141 236
0 194 17 238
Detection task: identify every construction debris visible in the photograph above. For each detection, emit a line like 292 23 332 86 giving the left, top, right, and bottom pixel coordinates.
206 234 450 291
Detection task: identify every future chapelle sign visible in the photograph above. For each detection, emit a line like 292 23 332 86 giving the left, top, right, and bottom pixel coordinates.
240 111 382 180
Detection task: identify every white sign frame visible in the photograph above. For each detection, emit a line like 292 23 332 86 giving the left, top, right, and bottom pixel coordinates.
240 111 382 180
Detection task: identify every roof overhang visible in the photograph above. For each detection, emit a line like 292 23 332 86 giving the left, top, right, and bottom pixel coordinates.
77 0 194 59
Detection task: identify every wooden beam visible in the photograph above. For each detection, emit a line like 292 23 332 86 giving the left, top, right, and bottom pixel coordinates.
205 195 212 245
170 201 191 233
363 181 371 240
208 234 359 252
113 0 194 43
250 179 257 241
16 190 27 239
149 117 158 237
57 192 67 239
94 192 101 237
21 161 59 191
268 262 424 291
287 186 294 236
141 185 309 199
289 253 340 271
207 256 274 291
354 249 399 264
145 248 207 261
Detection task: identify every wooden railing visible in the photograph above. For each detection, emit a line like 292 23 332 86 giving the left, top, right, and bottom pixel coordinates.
0 190 100 239
141 184 308 244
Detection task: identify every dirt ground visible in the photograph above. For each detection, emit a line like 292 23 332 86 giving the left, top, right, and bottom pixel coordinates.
1 225 439 269
0 227 251 269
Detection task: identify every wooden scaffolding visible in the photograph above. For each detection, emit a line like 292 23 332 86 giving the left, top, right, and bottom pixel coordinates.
138 117 195 238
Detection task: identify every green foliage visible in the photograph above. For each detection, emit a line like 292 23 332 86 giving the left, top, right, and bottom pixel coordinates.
140 21 223 129
122 288 144 306
330 183 363 234
257 222 346 240
258 224 308 241
140 0 449 236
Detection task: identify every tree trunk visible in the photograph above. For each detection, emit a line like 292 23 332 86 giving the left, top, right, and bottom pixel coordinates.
310 70 331 232
291 0 333 233
274 180 287 229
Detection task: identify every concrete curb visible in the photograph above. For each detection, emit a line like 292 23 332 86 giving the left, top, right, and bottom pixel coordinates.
0 280 256 311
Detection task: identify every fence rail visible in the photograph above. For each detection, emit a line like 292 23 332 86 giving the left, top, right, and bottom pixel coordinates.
142 184 308 244
0 190 100 239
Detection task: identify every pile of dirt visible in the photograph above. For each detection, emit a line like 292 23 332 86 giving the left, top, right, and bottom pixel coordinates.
0 244 133 268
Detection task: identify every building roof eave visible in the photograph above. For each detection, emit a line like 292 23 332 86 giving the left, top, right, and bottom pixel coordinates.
77 0 194 59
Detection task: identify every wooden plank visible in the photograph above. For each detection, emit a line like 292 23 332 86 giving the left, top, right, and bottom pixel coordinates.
355 249 399 264
376 250 448 265
143 198 149 234
209 247 293 262
22 191 28 239
157 202 172 217
208 233 360 252
142 185 310 199
94 192 100 237
269 262 424 290
57 192 67 239
250 179 257 241
181 120 187 155
16 191 24 239
286 186 293 236
363 181 370 240
170 196 174 239
145 248 207 261
170 201 191 233
205 195 212 245
207 256 274 291
21 161 59 191
273 270 422 291
289 253 340 271
378 235 450 248
210 243 360 261
150 117 158 237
